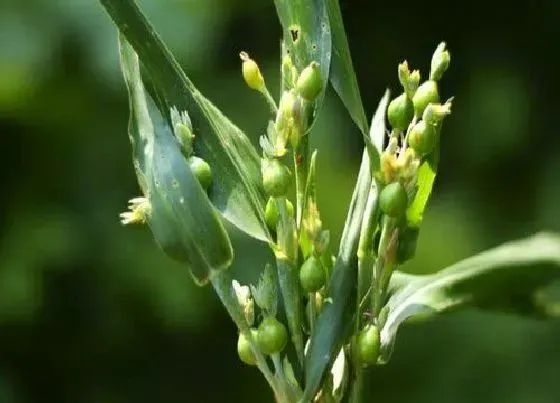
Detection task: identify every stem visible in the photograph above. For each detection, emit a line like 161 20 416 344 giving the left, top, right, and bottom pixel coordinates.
372 217 398 317
262 87 279 115
293 135 308 228
210 271 288 401
275 197 305 364
348 370 364 403
309 292 317 334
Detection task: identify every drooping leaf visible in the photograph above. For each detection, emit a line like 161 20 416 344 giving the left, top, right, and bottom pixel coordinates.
325 0 369 137
302 94 389 401
119 37 232 284
101 0 270 242
380 232 560 361
274 0 332 125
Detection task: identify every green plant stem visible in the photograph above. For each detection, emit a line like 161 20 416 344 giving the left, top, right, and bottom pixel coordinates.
350 181 380 403
357 181 380 321
309 292 317 333
293 135 309 228
276 197 305 364
372 216 398 318
261 87 279 115
210 270 288 402
348 368 364 403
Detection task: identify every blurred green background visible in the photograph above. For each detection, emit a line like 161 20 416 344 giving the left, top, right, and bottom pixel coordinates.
1 0 560 402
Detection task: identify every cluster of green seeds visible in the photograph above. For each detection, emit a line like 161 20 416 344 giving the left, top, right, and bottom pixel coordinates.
170 107 213 192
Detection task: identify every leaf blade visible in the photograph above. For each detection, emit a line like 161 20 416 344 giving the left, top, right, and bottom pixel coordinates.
102 0 270 242
325 0 369 136
406 148 439 227
119 36 233 284
381 232 560 358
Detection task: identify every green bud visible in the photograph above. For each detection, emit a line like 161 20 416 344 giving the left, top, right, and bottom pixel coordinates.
289 95 306 148
188 156 212 191
170 107 195 156
406 70 421 99
299 255 325 293
357 324 380 366
262 158 292 197
430 42 451 81
264 196 294 231
237 329 259 366
412 80 440 117
282 54 296 90
422 99 453 125
257 317 288 355
296 61 322 101
276 90 296 132
379 181 408 217
407 120 437 156
397 61 410 89
387 93 414 132
240 51 265 92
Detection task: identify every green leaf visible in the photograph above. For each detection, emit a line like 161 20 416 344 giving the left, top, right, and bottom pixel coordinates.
119 37 232 285
380 232 560 361
302 94 389 402
101 0 270 242
274 0 332 123
325 0 369 137
406 135 440 227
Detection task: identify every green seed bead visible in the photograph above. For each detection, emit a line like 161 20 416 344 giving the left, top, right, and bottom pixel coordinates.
379 182 408 218
264 197 294 231
188 156 212 191
299 255 325 293
430 42 451 81
357 324 380 366
257 317 288 355
296 62 322 101
387 93 414 132
237 329 259 366
412 80 440 117
240 52 265 92
262 159 292 197
407 120 437 156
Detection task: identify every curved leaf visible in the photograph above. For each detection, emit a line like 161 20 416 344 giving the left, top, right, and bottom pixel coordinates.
274 0 332 123
101 0 270 242
120 37 233 285
380 232 560 360
302 94 389 402
325 0 368 137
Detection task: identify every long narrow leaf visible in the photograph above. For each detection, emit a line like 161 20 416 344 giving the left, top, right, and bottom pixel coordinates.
325 0 369 137
102 0 270 242
380 232 560 360
120 37 233 284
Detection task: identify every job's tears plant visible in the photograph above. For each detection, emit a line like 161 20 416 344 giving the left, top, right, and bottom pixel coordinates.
102 1 560 402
